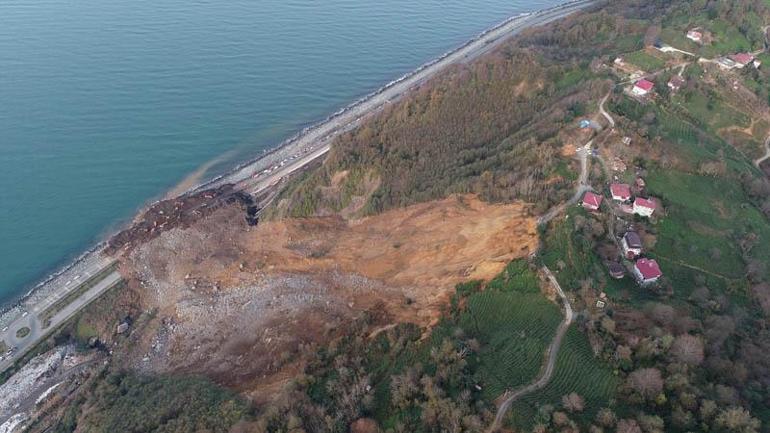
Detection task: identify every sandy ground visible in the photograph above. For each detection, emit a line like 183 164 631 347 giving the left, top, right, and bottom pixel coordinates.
121 194 538 399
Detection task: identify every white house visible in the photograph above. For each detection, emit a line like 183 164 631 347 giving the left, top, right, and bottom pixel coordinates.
621 231 643 259
610 183 632 202
686 29 703 43
633 197 656 217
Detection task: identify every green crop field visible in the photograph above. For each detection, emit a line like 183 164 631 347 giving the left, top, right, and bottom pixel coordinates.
504 325 618 429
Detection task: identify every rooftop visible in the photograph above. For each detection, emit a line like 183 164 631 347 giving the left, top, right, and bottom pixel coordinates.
635 258 662 280
610 183 632 199
634 79 655 92
634 197 656 210
624 231 643 249
582 191 603 208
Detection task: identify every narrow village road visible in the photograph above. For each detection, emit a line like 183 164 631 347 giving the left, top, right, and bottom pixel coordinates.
487 266 573 433
492 93 614 430
599 91 615 128
537 141 592 226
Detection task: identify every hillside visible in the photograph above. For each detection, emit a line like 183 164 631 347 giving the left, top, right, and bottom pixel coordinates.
6 0 770 433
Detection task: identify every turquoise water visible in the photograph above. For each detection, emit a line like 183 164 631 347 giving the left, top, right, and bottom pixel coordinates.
0 0 559 305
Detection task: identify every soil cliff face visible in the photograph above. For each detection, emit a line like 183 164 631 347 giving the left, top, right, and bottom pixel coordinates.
118 194 538 399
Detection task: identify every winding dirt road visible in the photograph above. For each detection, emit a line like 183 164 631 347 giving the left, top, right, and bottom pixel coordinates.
754 134 770 169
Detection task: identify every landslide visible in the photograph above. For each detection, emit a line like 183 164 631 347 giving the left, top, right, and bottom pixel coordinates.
118 194 538 400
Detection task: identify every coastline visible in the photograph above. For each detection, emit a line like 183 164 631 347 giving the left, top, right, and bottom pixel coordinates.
0 0 596 327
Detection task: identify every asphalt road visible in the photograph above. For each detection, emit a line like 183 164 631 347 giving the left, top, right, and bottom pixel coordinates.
0 0 597 376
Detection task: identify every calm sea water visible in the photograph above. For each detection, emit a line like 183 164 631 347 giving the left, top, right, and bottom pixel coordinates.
0 0 560 306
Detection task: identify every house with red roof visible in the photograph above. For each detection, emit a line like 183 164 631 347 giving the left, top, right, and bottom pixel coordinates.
621 231 643 259
633 197 656 217
582 191 603 211
632 79 655 97
610 183 632 202
730 53 755 68
633 258 662 285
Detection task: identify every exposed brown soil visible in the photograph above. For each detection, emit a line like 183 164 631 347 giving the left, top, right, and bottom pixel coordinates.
105 184 256 256
118 194 538 400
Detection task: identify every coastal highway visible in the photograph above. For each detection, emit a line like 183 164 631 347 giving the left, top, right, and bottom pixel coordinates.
0 257 119 373
0 0 597 375
219 0 599 191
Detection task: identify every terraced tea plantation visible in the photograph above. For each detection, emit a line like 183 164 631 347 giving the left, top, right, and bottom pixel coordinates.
505 325 618 429
457 261 563 401
462 290 562 401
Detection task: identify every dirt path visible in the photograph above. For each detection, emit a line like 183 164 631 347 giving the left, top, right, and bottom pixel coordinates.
486 266 573 433
754 133 770 168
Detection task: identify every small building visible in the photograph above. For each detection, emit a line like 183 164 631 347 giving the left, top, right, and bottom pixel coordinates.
608 262 626 279
622 136 632 145
582 191 604 211
633 197 657 217
730 53 755 68
716 57 738 70
633 258 662 285
596 299 607 309
579 119 592 129
668 76 686 91
632 79 655 97
686 29 703 43
621 231 643 259
635 177 646 189
610 183 632 202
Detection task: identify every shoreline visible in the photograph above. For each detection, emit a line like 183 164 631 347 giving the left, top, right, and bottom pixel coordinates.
0 0 596 325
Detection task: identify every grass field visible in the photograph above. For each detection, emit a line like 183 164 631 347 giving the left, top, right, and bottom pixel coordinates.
612 96 753 174
624 50 666 72
646 170 770 281
504 325 618 429
673 91 752 132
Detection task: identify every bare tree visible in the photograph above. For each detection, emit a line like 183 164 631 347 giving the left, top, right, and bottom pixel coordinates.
670 334 704 365
628 368 663 400
561 393 585 413
617 418 642 433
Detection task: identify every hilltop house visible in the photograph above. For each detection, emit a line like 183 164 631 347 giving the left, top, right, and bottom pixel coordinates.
686 29 703 43
633 197 656 217
610 183 632 202
634 258 662 285
632 79 655 97
621 231 643 259
582 191 603 211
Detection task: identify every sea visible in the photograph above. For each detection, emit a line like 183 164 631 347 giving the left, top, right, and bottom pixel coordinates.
0 0 562 307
